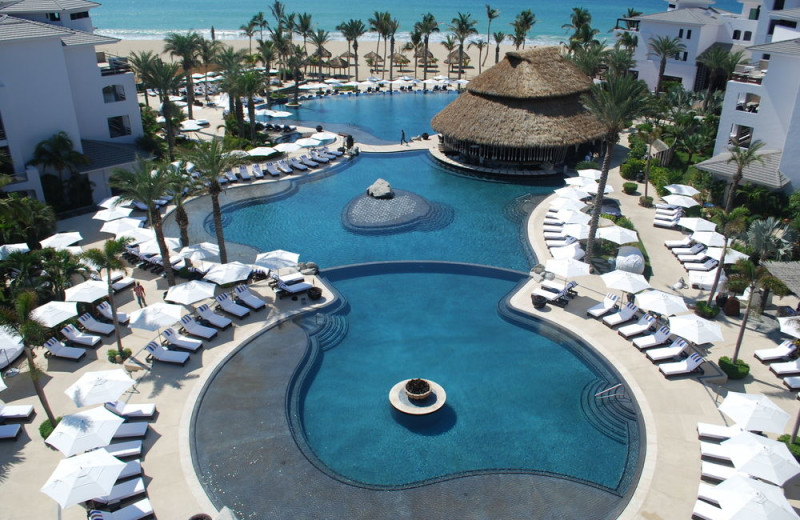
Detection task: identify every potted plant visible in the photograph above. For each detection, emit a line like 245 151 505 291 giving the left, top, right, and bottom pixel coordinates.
404 378 432 400
623 182 638 195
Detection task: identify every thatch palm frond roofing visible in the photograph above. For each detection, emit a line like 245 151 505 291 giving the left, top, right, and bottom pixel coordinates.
467 47 593 99
327 56 348 68
695 150 788 189
364 51 383 61
764 261 800 295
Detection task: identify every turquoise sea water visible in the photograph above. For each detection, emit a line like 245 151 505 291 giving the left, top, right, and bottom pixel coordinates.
93 0 741 44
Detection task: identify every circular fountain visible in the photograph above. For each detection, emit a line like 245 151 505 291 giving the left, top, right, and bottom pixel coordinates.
389 378 446 415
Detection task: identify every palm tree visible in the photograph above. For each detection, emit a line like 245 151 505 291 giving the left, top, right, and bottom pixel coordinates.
386 19 399 83
128 50 158 108
256 39 276 106
240 21 257 53
698 47 747 110
450 13 478 81
239 70 264 143
405 29 423 76
293 12 314 76
706 207 749 304
617 31 639 53
440 35 457 78
0 291 57 425
511 10 536 49
484 5 499 67
679 132 711 167
725 140 765 212
569 24 600 51
416 13 439 81
606 46 634 77
469 39 489 74
581 74 650 262
27 131 89 205
38 248 87 301
493 31 506 64
0 193 56 249
110 159 176 286
310 29 330 79
567 43 608 77
647 35 686 93
368 12 390 77
148 59 183 160
286 44 306 105
563 7 592 36
82 238 131 353
623 8 643 29
269 0 288 31
164 31 202 120
746 217 797 262
198 37 222 102
165 165 198 248
182 140 247 264
338 19 367 81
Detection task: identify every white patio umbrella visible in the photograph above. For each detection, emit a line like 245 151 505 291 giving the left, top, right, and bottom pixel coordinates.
273 142 302 153
554 186 591 200
92 206 134 222
45 406 124 457
98 195 126 209
549 198 587 212
254 249 300 271
40 232 83 250
692 231 728 247
31 301 78 328
550 243 585 260
179 242 220 263
0 378 6 392
165 280 217 305
544 258 591 280
678 217 717 232
719 392 790 434
577 169 603 180
65 280 109 303
777 317 800 339
0 242 29 260
662 194 699 208
268 110 291 118
99 218 143 236
40 449 126 508
668 314 724 344
117 227 155 244
137 237 181 256
64 369 135 408
204 261 253 285
711 473 797 520
247 146 277 156
565 177 592 187
310 132 338 144
128 303 182 331
295 138 322 148
636 290 689 316
596 226 639 245
584 183 614 195
706 247 750 264
665 184 701 196
723 431 800 486
554 209 591 225
561 223 590 240
0 328 23 372
601 270 651 294
180 121 203 132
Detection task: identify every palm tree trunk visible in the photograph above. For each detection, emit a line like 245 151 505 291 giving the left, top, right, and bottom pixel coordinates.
657 58 666 93
707 240 728 305
725 174 742 213
484 22 492 67
163 103 176 161
175 206 190 248
211 192 228 264
106 275 124 351
423 38 429 81
235 98 246 137
457 43 464 80
731 289 754 363
495 44 500 64
585 137 615 262
354 41 360 82
248 94 257 143
186 74 195 120
26 347 56 425
151 212 176 286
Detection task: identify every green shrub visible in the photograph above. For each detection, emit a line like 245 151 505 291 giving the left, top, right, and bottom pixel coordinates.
778 435 800 460
695 301 720 319
614 217 635 230
107 348 132 363
622 182 638 195
718 356 750 379
639 196 654 208
620 159 645 180
39 417 61 439
576 160 600 171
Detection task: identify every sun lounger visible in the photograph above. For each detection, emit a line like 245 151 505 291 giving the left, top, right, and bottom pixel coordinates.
89 497 153 520
111 277 135 292
755 340 797 362
274 279 313 298
271 272 304 285
655 203 678 210
265 162 281 176
234 285 266 310
288 158 308 171
97 302 129 325
543 217 563 226
543 230 572 239
322 146 342 156
179 315 217 339
117 459 142 481
699 441 731 461
217 175 228 185
542 225 563 233
697 422 743 441
105 401 156 420
690 269 725 291
277 160 293 173
224 170 238 182
618 313 656 338
664 236 693 249
545 236 578 248
61 324 101 347
92 477 146 506
310 151 330 163
251 163 265 179
0 423 21 440
238 165 252 181
79 314 114 336
655 206 683 216
44 338 86 361
659 352 704 377
0 404 33 421
145 341 189 366
697 483 721 507
685 259 719 272
299 155 319 168
633 326 671 349
653 218 680 228
770 358 800 375
216 293 250 318
603 303 638 327
646 338 691 362
587 293 618 318
700 460 736 481
103 440 142 459
692 499 725 520
162 328 202 351
197 304 232 329
677 252 709 264
540 280 578 295
672 243 705 256
112 422 148 440
784 376 800 390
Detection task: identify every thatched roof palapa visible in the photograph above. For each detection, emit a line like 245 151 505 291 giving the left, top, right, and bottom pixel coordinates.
328 56 348 68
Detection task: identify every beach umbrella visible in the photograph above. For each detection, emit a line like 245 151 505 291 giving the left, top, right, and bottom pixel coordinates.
268 110 291 118
40 232 82 250
777 317 800 339
544 258 591 280
554 187 591 200
665 184 701 196
0 242 29 260
706 247 750 264
584 183 614 195
31 301 77 328
662 194 699 208
712 473 798 520
98 195 126 209
596 226 639 245
40 449 126 508
565 177 592 187
0 328 23 372
45 406 124 457
692 231 728 247
601 271 651 294
678 217 717 232
719 392 790 434
550 243 585 260
577 169 603 180
128 303 182 331
116 227 155 244
561 223 590 240
722 431 800 486
295 138 322 148
204 261 252 285
247 146 277 157
92 206 133 221
668 314 724 344
99 218 143 236
179 242 219 263
137 237 181 256
554 209 591 225
254 249 300 271
422 79 442 86
636 290 689 316
65 280 109 303
549 198 586 212
65 369 135 408
165 280 217 305
274 142 302 153
310 132 338 144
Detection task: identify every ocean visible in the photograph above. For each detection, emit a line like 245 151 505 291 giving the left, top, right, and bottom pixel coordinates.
93 0 742 45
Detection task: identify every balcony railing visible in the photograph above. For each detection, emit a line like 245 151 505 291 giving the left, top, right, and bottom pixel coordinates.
100 64 132 76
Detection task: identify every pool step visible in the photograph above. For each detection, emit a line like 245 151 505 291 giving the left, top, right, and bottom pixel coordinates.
415 202 455 232
307 313 349 352
580 379 637 444
503 193 547 224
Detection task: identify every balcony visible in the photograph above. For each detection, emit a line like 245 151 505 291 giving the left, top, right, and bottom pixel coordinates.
98 55 132 77
731 63 768 85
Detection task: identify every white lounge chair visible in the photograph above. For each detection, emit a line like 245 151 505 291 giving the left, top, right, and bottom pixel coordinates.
44 338 85 361
197 304 232 329
664 236 693 249
274 279 313 298
770 358 800 376
587 293 618 318
162 328 202 351
659 352 704 377
699 441 731 461
61 324 101 347
179 315 217 339
543 229 571 239
235 285 266 310
755 340 797 362
633 326 671 349
618 313 656 338
265 162 282 176
646 338 691 362
78 314 114 336
145 341 189 366
656 207 683 217
653 218 680 228
784 376 800 390
692 499 725 520
251 163 265 179
224 169 238 182
112 422 149 439
97 302 129 325
697 422 742 441
88 497 153 520
322 146 343 156
117 459 142 481
238 165 252 181
0 423 21 440
105 401 156 420
110 277 135 292
542 224 564 233
103 440 142 459
0 404 34 421
700 460 736 481
672 243 705 256
697 482 721 506
685 259 719 272
277 160 293 174
272 272 304 285
602 303 638 327
92 477 146 506
310 151 330 163
216 293 250 318
545 236 578 248
677 252 709 263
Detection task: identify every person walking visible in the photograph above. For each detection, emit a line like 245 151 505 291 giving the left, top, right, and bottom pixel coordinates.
400 130 408 146
133 282 147 308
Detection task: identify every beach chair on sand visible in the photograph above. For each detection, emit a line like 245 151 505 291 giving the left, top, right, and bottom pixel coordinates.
103 441 142 459
770 358 800 376
700 460 736 481
602 303 638 328
112 422 149 440
91 477 146 507
755 340 797 362
162 328 202 352
672 243 705 256
145 341 189 366
659 352 704 377
633 326 671 350
678 252 709 263
179 315 217 340
0 424 21 440
0 404 34 421
234 285 266 310
288 158 308 171
61 324 101 347
89 497 153 520
197 304 232 329
215 293 250 318
692 499 725 520
97 302 129 325
685 259 718 272
44 338 86 361
664 236 693 249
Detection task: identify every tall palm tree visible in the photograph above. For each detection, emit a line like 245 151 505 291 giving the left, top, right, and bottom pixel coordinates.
240 21 257 53
617 31 638 53
511 10 536 49
293 13 314 76
725 140 765 212
416 13 439 80
256 39 276 106
128 50 158 108
563 7 592 36
182 140 247 264
38 248 87 301
440 35 457 78
386 19 399 83
706 207 749 304
581 74 650 262
197 37 222 102
623 8 643 29
606 46 634 77
285 45 306 105
484 5 499 67
164 31 202 120
82 238 131 353
493 31 506 64
368 12 389 76
148 59 183 160
165 165 198 247
269 0 288 31
239 70 264 143
0 291 57 425
338 19 367 81
252 12 268 40
27 131 89 204
469 39 489 74
567 42 609 77
0 193 56 249
405 29 423 76
450 13 478 81
647 35 686 93
310 29 330 79
569 24 600 51
110 159 176 286
698 47 747 110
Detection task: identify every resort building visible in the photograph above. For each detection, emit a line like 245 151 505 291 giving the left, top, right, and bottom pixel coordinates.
431 47 606 175
0 0 143 204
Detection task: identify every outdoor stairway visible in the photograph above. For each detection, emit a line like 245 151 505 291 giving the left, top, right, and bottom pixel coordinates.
504 194 548 224
303 313 349 351
580 379 638 444
415 202 455 232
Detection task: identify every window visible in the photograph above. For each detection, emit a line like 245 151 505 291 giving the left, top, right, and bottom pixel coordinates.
774 0 785 10
0 146 12 176
769 19 797 35
687 29 692 39
102 85 126 103
46 12 60 21
679 29 684 38
107 115 131 138
749 6 760 20
733 30 742 40
70 11 89 20
683 51 688 61
743 31 752 41
763 53 771 60
729 124 753 148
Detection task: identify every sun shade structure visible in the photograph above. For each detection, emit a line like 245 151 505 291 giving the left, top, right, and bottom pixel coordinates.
45 406 124 457
718 392 790 434
41 449 126 508
431 47 606 173
65 369 135 408
31 301 78 328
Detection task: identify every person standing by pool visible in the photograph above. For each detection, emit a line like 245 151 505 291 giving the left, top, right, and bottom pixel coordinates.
133 282 147 308
400 130 408 146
